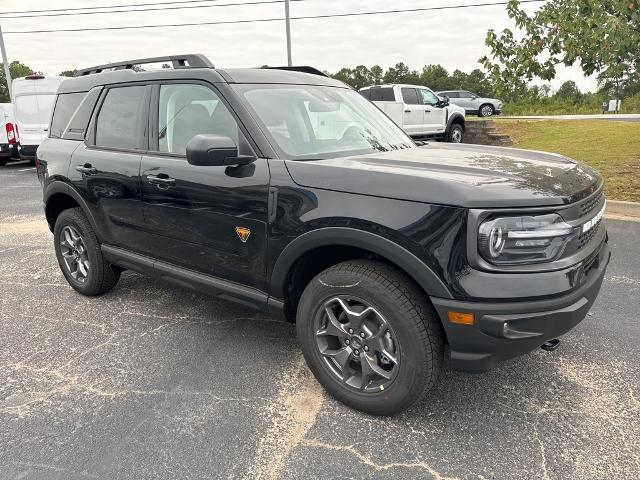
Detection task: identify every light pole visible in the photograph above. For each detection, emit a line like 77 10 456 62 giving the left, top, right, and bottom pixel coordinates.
0 25 12 100
284 0 292 66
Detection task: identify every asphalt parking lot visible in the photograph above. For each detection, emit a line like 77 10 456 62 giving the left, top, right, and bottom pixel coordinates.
1 160 639 480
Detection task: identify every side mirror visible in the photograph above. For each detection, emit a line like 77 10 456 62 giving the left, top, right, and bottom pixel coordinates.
186 134 255 167
437 98 450 108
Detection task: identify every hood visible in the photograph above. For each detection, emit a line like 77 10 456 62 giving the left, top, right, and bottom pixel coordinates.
284 143 601 208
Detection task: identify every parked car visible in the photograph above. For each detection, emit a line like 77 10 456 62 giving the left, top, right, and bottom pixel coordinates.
0 103 19 166
37 54 609 416
12 75 65 161
437 90 502 117
359 84 465 142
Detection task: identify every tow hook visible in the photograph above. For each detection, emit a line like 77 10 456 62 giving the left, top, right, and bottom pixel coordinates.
541 339 561 351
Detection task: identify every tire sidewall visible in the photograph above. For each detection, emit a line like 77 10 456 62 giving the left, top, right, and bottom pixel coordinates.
54 210 102 294
297 266 436 415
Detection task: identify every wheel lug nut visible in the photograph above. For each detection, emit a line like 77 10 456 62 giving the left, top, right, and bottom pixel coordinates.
364 346 369 352
348 328 354 334
345 339 350 345
354 349 359 355
360 332 365 338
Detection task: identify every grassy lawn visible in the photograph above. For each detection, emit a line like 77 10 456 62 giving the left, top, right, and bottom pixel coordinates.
491 119 640 202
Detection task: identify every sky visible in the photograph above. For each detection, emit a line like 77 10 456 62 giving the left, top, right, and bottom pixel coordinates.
1 0 598 92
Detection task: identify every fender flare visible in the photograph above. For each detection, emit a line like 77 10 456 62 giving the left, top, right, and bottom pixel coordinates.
270 227 453 300
43 181 102 240
445 112 465 133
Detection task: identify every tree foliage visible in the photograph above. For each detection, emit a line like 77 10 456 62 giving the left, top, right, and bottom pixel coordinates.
481 0 640 95
0 61 36 102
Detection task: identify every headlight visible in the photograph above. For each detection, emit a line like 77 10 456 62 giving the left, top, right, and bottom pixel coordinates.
478 213 574 265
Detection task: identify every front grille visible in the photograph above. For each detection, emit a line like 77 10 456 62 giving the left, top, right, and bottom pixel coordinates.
577 219 602 250
579 191 604 216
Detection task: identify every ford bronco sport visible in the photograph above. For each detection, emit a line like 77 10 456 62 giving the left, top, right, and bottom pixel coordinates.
37 54 610 415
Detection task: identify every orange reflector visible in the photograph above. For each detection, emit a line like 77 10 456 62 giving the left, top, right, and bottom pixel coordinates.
447 311 475 325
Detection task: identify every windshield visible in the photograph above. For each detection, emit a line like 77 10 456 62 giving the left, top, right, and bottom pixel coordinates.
234 84 414 160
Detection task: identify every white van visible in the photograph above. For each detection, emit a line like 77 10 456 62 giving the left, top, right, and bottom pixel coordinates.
0 103 18 166
12 75 65 160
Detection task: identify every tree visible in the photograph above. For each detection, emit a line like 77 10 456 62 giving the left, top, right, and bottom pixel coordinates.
419 64 451 91
555 80 582 101
0 61 36 102
382 62 420 85
60 70 78 77
481 0 640 96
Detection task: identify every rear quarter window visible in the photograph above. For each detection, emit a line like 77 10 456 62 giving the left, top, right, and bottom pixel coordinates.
50 92 86 138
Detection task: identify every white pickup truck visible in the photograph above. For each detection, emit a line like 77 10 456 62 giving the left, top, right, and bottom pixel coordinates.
359 84 466 143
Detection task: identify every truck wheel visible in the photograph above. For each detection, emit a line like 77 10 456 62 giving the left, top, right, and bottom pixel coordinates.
479 104 494 117
296 260 444 415
54 208 120 296
447 124 464 143
0 157 8 167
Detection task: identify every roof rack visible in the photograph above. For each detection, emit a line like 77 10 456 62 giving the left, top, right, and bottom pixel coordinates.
75 54 214 77
263 66 328 77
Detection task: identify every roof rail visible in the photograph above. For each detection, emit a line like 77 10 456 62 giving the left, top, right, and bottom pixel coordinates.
75 54 214 77
263 66 328 77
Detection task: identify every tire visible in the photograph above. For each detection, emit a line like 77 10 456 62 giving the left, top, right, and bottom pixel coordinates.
0 157 8 167
479 104 494 117
446 124 464 143
54 208 120 296
296 260 444 415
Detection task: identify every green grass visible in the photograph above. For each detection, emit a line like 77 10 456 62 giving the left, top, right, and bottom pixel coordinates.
492 119 640 202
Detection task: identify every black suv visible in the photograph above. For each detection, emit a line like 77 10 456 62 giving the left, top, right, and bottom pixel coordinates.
37 54 610 415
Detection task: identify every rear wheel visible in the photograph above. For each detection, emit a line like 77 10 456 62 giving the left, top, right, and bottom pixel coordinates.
0 157 8 167
296 260 444 415
54 208 120 296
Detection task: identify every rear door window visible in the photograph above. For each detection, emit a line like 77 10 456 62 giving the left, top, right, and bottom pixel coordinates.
50 92 86 138
15 96 40 124
401 88 420 105
95 86 147 150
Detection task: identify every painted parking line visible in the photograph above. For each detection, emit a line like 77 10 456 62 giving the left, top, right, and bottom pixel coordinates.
18 167 36 172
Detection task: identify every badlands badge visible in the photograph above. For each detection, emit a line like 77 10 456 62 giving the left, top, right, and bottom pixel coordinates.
235 226 251 243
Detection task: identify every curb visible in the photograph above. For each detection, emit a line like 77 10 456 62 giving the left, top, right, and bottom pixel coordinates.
606 200 640 218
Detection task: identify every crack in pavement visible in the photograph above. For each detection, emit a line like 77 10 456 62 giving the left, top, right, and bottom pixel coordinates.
299 438 459 479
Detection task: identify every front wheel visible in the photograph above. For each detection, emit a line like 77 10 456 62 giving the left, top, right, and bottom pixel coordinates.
296 260 444 415
479 104 494 117
447 124 464 143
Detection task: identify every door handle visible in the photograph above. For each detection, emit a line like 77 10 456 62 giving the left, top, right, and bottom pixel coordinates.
76 164 97 175
147 174 176 187
425 109 432 112
404 110 411 113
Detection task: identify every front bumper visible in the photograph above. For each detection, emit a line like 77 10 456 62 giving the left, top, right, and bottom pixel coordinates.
431 241 610 373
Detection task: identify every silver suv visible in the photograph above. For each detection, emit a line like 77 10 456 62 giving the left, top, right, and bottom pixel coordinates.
436 90 502 117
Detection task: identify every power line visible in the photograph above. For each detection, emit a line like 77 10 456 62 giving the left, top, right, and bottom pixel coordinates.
1 0 233 16
4 0 547 35
0 0 304 19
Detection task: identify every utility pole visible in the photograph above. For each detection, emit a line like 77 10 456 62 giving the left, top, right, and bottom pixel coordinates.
0 25 11 100
284 0 292 66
